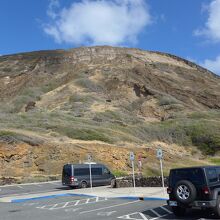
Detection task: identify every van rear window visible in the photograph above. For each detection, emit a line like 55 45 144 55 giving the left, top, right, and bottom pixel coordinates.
63 166 71 176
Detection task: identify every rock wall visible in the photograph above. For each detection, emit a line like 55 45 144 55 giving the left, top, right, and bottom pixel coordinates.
114 176 168 188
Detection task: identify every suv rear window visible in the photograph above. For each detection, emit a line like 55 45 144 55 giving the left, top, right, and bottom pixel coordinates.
206 168 218 183
170 168 205 185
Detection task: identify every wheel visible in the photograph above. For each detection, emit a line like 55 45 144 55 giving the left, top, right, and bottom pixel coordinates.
214 196 220 217
81 181 87 188
172 206 186 217
111 179 116 188
174 180 197 204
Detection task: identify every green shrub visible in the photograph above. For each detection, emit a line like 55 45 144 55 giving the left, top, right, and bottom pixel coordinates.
186 123 220 155
68 94 93 104
74 78 103 92
112 170 128 177
209 158 220 165
58 127 112 143
11 95 33 113
159 95 180 106
0 130 16 137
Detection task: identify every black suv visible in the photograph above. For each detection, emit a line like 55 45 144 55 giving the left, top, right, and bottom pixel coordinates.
167 166 220 217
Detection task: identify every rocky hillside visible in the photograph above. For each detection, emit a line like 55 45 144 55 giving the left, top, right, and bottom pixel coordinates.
0 46 220 183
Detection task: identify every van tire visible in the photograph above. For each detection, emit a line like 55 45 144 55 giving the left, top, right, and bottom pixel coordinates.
81 181 87 188
111 179 116 188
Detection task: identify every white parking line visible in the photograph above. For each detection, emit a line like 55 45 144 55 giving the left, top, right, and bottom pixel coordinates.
160 206 172 214
150 213 170 220
34 185 43 187
79 200 140 214
139 213 149 220
117 205 172 220
62 202 69 208
37 197 108 210
74 200 80 206
150 209 161 217
97 211 117 216
118 211 170 220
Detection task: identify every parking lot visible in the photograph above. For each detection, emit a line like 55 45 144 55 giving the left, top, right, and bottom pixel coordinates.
0 182 218 220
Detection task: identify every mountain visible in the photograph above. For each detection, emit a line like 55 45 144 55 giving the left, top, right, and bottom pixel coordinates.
0 46 220 183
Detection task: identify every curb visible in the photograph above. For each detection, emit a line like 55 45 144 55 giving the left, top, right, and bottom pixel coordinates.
10 193 167 203
115 196 167 201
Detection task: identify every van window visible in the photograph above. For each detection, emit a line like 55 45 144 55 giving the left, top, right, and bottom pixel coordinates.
92 168 102 175
103 167 110 174
206 168 218 183
63 166 71 176
74 168 89 176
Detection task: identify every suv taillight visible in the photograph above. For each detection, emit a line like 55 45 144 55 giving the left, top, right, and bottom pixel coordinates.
70 176 74 182
167 187 172 194
202 186 210 195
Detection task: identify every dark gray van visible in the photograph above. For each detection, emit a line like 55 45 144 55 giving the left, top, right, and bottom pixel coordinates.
62 163 115 188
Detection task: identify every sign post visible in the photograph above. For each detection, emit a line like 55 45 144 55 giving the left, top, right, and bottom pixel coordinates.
156 148 165 193
88 154 93 189
129 152 135 188
138 154 142 174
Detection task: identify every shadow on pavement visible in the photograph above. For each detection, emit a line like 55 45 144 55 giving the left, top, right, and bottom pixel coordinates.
142 206 219 220
55 186 71 190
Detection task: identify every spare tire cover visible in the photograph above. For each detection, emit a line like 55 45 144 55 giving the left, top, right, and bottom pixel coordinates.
174 180 197 204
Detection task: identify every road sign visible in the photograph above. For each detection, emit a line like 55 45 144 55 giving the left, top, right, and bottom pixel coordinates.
129 152 135 161
156 148 163 159
156 148 165 194
88 154 92 162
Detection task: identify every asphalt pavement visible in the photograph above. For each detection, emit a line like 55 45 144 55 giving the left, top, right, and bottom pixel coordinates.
0 181 219 220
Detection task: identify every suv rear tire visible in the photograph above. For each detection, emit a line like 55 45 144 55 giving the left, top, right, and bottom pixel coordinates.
174 180 197 204
172 206 186 216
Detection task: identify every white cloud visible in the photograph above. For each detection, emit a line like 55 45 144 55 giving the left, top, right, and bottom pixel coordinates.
47 0 60 19
194 0 220 42
200 55 220 75
44 0 151 45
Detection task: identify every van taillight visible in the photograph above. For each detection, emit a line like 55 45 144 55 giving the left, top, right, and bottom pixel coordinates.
70 176 74 182
167 187 172 194
202 186 210 195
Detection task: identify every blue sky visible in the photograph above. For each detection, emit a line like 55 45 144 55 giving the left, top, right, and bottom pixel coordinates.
0 0 220 75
